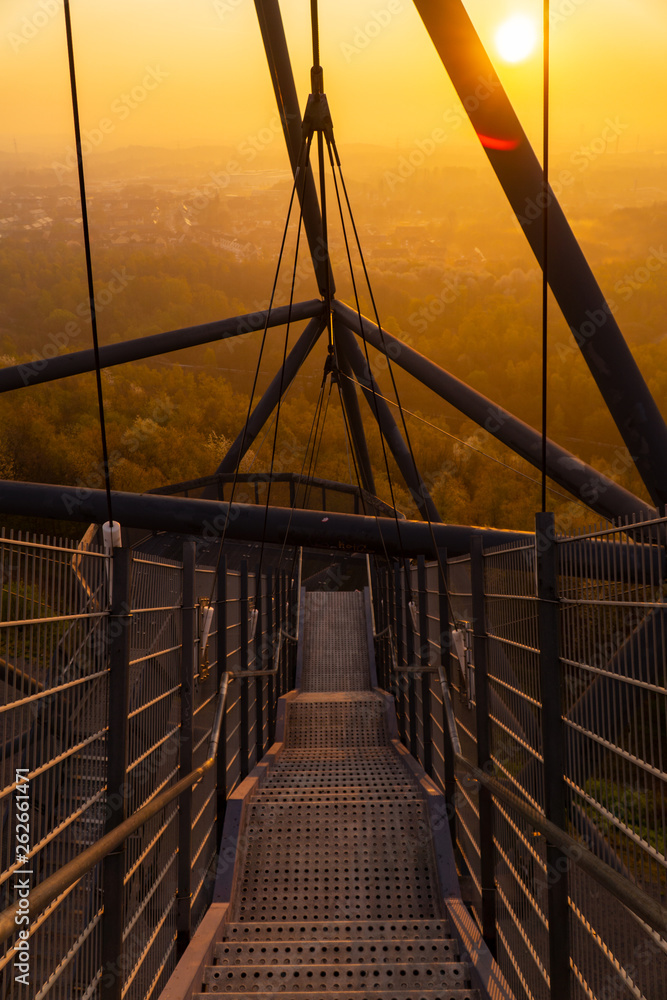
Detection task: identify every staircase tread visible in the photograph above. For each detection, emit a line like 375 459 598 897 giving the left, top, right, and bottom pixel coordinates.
194 992 480 999
215 938 459 963
203 960 471 989
223 920 451 940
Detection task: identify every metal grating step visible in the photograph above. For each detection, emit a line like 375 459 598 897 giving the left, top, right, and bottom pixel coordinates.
300 591 370 692
203 960 471 991
236 800 439 921
194 991 479 999
214 938 460 964
285 697 387 748
200 593 483 1000
222 920 452 941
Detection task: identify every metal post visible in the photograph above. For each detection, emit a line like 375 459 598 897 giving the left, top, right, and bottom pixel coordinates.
405 560 418 756
177 539 196 955
393 561 406 743
437 547 457 848
470 535 497 957
536 511 571 999
240 561 249 778
254 567 263 760
267 569 275 742
417 556 432 776
216 554 228 835
101 546 132 1000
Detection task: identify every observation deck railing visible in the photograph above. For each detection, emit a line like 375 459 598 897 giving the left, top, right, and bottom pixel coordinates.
372 511 667 1000
0 529 297 1000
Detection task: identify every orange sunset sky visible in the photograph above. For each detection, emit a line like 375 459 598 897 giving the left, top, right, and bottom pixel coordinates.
1 0 666 165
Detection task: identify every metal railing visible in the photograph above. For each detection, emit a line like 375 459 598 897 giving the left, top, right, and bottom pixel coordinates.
0 529 298 1000
372 512 667 1000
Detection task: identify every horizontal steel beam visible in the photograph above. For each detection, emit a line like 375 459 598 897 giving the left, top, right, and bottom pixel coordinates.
334 301 655 524
0 300 324 392
413 0 667 507
0 481 527 557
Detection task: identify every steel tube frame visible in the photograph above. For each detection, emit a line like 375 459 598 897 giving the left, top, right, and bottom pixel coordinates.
335 320 442 523
0 300 324 393
253 0 333 297
215 314 327 475
412 0 667 506
333 300 655 524
6 479 661 559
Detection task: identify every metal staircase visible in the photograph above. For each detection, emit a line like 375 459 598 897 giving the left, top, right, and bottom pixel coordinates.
194 590 484 998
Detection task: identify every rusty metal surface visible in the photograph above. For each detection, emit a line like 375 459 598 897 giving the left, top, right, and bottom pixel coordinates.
204 960 472 989
221 919 452 940
214 938 459 963
195 991 478 999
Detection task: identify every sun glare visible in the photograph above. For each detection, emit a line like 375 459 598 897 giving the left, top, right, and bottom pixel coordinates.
495 14 538 64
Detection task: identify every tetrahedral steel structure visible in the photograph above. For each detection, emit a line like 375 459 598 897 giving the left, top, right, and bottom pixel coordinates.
0 0 665 557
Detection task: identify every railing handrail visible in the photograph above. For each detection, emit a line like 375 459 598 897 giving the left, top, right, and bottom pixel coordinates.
419 656 667 939
0 612 301 948
0 669 230 948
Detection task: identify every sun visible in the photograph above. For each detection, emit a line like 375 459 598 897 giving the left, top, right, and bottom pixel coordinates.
495 14 538 64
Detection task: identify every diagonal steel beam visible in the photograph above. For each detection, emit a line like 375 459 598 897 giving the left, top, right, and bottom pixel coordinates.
334 300 656 525
412 0 667 506
0 300 324 392
214 314 327 475
254 0 333 297
335 320 442 523
334 337 377 496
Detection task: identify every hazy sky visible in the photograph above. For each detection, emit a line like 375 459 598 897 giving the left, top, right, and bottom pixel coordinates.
1 0 666 163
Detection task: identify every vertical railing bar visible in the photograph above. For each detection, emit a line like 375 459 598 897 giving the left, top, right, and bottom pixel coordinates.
240 561 249 778
471 534 497 958
101 545 132 1000
418 556 432 776
536 511 571 999
177 539 196 956
216 554 228 838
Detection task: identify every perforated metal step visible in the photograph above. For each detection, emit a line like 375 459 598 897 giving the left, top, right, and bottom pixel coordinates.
194 991 478 999
300 590 370 691
222 919 452 941
203 960 471 990
214 938 460 964
201 589 480 1000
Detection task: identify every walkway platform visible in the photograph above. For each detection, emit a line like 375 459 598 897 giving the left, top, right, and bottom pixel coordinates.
162 590 513 1000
